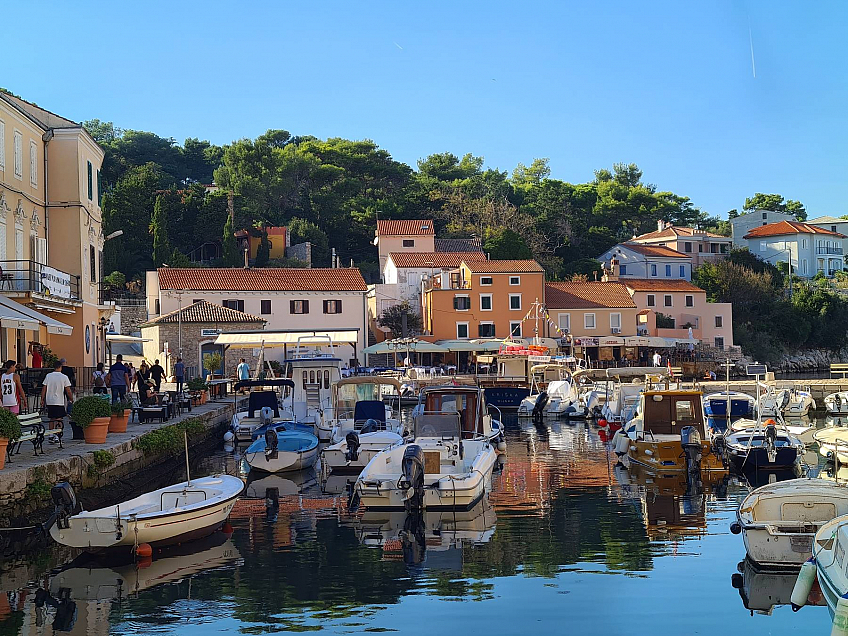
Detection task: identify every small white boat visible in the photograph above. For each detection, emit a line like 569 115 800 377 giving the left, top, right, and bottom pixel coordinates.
518 364 582 418
47 476 243 550
825 391 848 415
244 427 319 473
801 515 848 619
814 427 848 463
759 387 815 417
731 478 848 568
355 386 499 511
729 417 815 446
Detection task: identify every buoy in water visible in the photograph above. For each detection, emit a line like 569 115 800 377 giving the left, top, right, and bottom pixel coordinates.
832 592 848 635
791 558 817 611
135 543 153 558
222 522 234 536
223 430 235 443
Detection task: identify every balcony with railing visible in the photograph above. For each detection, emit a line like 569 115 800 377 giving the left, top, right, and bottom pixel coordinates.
816 246 843 255
0 260 80 302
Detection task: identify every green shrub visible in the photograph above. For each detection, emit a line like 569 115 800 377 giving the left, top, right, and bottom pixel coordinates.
135 418 206 456
26 468 50 501
92 450 115 469
111 399 132 415
0 409 21 440
72 396 111 428
187 377 208 392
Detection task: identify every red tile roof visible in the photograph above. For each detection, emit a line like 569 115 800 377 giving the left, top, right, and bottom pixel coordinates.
158 268 368 291
388 252 485 268
144 300 265 325
463 260 544 273
617 243 690 259
376 219 435 236
634 226 728 240
743 221 846 239
623 279 706 292
545 282 636 309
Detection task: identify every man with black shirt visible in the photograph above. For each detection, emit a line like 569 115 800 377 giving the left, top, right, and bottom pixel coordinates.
150 359 165 391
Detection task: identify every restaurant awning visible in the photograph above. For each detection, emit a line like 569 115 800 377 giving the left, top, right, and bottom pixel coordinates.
215 329 360 348
0 295 72 335
106 334 150 343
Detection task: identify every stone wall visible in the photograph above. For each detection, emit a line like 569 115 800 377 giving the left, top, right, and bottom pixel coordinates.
286 241 312 266
117 303 147 335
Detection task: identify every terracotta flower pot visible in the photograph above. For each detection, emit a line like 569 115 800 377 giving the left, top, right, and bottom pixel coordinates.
0 438 8 470
109 410 129 433
201 390 208 405
84 417 111 444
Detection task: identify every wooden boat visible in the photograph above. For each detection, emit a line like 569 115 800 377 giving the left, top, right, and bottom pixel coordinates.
47 475 243 550
244 428 319 473
613 388 726 474
731 478 848 568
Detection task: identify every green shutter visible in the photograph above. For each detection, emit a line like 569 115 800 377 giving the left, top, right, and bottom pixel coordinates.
87 161 93 200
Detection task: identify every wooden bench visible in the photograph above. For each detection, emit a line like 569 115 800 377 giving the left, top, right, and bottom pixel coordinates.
832 364 848 379
8 412 46 459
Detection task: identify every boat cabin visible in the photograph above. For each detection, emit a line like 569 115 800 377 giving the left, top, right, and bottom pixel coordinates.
418 386 487 439
283 356 342 417
638 390 706 437
333 377 401 430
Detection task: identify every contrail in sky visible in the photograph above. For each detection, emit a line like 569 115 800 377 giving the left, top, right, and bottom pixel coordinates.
749 26 756 78
394 42 403 50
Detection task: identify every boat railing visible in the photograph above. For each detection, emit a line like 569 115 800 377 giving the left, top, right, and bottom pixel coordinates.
488 404 503 422
414 412 461 439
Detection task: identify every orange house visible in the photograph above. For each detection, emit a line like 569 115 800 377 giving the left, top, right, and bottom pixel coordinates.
423 260 545 340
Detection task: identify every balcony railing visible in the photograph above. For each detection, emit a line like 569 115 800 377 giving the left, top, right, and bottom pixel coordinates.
0 260 80 301
816 246 843 255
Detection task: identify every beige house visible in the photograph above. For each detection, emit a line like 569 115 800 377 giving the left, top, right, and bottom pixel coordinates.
630 221 731 267
0 92 112 367
375 219 435 274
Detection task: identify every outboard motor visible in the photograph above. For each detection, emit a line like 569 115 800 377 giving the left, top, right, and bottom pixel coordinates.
765 420 778 463
264 427 279 461
41 483 80 534
532 391 549 422
680 426 702 476
398 445 426 514
361 418 380 434
712 434 727 467
260 406 274 427
345 430 361 462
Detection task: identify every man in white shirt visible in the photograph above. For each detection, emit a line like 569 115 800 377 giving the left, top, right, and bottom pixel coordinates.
652 351 662 367
41 360 73 437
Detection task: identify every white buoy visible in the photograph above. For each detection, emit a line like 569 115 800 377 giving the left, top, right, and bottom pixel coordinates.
832 592 848 636
497 441 507 452
791 558 817 611
223 430 235 443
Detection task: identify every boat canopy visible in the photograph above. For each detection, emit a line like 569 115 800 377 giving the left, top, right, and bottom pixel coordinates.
215 330 359 348
234 379 295 391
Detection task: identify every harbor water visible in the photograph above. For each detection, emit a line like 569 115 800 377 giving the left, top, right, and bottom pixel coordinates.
0 412 841 635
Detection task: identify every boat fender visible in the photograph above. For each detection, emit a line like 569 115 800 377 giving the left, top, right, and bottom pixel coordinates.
223 430 235 443
265 428 279 461
730 573 743 589
345 430 361 462
832 592 848 635
729 522 741 535
598 418 608 429
135 543 153 558
791 558 817 611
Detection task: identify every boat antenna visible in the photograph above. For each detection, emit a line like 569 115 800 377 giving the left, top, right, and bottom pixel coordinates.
184 431 191 486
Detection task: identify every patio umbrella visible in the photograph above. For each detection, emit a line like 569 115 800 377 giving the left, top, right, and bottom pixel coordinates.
361 339 447 354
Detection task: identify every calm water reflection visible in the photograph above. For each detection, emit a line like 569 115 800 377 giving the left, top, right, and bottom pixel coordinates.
1 413 842 634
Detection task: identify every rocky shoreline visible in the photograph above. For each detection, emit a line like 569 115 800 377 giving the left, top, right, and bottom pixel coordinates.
733 348 848 375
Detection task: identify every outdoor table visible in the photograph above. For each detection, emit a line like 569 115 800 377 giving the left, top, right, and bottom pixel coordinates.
207 379 230 401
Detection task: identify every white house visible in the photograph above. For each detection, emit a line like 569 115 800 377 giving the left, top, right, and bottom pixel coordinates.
145 267 369 363
809 216 848 257
597 242 693 281
742 221 845 278
631 221 731 267
730 209 798 247
382 252 486 308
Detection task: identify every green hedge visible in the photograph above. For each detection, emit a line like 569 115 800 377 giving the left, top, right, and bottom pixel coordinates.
135 418 207 456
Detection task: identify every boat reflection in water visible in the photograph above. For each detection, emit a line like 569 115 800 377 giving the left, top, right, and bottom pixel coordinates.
350 497 497 565
731 557 826 616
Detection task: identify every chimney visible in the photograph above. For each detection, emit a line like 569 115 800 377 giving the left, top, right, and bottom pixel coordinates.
658 220 664 232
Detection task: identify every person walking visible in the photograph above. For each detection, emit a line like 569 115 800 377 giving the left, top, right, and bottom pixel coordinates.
652 351 662 367
1 361 25 414
41 360 72 434
126 362 136 391
139 361 150 382
92 362 108 394
150 359 165 392
108 354 130 403
236 358 250 393
174 357 185 395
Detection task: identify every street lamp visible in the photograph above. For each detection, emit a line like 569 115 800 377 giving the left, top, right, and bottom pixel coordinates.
105 230 124 241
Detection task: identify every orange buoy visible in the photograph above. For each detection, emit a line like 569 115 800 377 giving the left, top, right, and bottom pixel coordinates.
135 543 153 558
137 556 152 569
222 522 234 536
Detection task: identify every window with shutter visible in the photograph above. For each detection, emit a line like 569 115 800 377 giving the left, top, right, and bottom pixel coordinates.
13 131 22 178
29 141 37 187
90 246 96 282
290 300 309 314
97 169 102 204
261 300 271 314
323 300 342 314
0 120 5 170
87 161 93 200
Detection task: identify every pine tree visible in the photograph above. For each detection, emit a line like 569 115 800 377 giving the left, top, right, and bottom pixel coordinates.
222 214 240 267
255 230 270 267
151 195 172 267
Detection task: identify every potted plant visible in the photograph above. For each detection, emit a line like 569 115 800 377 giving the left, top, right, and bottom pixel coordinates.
109 399 132 433
0 409 21 470
72 395 112 444
187 377 208 405
203 353 223 394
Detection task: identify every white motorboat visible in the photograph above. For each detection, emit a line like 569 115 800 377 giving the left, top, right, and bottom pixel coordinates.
517 363 582 418
795 515 848 619
731 478 848 568
825 391 848 415
283 339 344 441
46 475 243 549
759 387 815 417
703 391 756 418
355 386 499 511
244 426 319 473
728 416 815 446
230 379 297 442
814 427 848 464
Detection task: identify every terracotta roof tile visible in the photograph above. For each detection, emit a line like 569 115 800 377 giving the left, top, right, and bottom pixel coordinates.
463 259 544 273
388 252 485 268
623 279 705 292
157 267 368 291
617 243 690 259
144 301 266 325
743 221 846 239
633 226 728 240
545 282 636 309
376 219 435 236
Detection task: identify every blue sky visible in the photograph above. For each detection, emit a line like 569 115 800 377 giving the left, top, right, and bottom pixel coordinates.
7 1 848 218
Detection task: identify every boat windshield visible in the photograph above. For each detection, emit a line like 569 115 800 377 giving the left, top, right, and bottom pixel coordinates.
335 382 394 415
414 413 460 439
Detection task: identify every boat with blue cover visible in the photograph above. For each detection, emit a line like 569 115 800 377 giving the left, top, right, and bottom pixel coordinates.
244 426 319 473
703 391 756 417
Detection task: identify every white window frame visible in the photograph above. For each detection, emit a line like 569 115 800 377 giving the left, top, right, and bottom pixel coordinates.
760 241 767 252
509 321 522 337
558 313 570 332
29 140 37 187
480 293 493 311
0 119 5 171
480 276 493 286
610 312 621 329
584 313 596 329
13 130 22 179
650 263 657 277
456 321 469 339
454 294 470 311
478 321 496 338
664 294 673 307
509 276 520 286
508 293 521 311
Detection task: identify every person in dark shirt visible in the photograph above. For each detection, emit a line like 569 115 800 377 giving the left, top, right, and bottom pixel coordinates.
108 354 130 403
149 359 165 391
138 379 158 405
